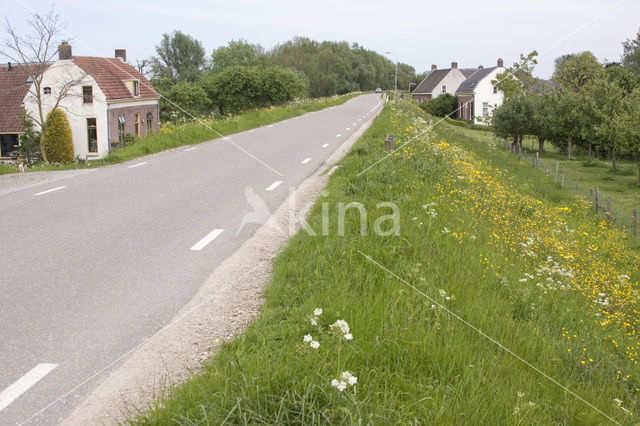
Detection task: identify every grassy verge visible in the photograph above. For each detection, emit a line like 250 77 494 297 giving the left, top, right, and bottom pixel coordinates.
446 124 640 238
0 93 361 175
134 100 640 424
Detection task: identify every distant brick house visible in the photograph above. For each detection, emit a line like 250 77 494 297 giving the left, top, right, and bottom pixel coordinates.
412 62 475 103
456 58 505 124
0 42 159 160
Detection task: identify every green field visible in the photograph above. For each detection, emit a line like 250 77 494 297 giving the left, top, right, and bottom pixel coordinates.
0 93 360 175
133 101 640 424
445 123 640 242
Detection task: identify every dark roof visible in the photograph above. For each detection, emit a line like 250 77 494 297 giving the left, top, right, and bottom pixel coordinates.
413 69 452 94
456 66 498 94
461 68 476 78
0 63 48 133
72 57 158 100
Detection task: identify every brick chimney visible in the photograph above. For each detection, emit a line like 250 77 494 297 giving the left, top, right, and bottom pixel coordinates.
497 58 504 67
431 64 437 71
115 49 127 62
58 41 72 60
451 61 458 69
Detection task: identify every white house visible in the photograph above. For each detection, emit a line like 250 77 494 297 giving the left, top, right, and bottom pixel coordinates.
412 62 475 103
456 58 506 124
3 42 160 160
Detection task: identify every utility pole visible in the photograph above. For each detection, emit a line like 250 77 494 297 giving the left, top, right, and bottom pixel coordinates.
385 51 398 100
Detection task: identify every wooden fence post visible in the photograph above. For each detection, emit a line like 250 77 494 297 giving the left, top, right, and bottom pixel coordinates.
634 208 637 237
554 162 559 183
607 196 611 213
595 187 599 214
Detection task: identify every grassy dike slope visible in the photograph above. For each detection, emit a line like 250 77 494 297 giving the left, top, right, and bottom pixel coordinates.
135 101 640 424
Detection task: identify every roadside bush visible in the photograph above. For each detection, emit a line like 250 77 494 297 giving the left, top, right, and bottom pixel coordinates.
419 93 457 117
158 80 211 121
201 65 305 115
19 117 41 164
44 108 73 163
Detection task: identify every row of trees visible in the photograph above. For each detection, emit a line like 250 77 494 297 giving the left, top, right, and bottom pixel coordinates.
147 32 421 120
491 30 640 180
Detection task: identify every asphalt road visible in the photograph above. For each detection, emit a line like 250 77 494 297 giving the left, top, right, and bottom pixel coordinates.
0 93 382 425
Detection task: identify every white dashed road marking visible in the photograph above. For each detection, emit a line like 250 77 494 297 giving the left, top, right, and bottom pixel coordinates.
265 181 282 191
127 162 147 169
0 363 58 412
34 186 66 196
301 158 311 164
190 229 225 251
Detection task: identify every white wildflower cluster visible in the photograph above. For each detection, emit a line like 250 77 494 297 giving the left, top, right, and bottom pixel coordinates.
310 307 322 326
439 289 454 301
303 333 320 349
331 371 358 392
441 227 450 234
304 308 323 349
519 235 538 258
595 293 610 307
330 319 353 340
422 202 438 218
532 256 574 293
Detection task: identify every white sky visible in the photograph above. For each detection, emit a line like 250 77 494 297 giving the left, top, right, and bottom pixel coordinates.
3 0 639 79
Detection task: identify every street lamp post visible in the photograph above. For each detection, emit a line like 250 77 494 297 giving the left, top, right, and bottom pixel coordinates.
385 51 398 100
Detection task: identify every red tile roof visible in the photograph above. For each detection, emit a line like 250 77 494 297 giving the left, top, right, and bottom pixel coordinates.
0 64 38 132
72 57 158 100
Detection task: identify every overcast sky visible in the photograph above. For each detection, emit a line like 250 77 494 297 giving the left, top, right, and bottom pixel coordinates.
3 0 639 78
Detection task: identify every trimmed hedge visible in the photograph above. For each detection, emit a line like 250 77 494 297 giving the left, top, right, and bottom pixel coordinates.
44 108 74 163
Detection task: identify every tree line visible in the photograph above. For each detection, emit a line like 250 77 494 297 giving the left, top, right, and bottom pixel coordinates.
490 30 640 180
147 32 422 120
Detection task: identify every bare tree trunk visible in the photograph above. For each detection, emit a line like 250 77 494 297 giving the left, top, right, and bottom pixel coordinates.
612 144 617 170
567 135 573 159
37 104 48 164
588 143 592 161
538 137 544 153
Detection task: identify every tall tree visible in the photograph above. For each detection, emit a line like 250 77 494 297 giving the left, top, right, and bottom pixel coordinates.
151 30 206 82
492 96 535 152
621 29 640 74
211 39 266 72
0 6 87 164
552 51 602 93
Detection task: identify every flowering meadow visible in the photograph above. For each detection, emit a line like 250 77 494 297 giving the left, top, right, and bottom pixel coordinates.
136 101 640 424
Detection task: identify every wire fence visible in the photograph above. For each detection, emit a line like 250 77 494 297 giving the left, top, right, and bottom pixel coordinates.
502 141 639 241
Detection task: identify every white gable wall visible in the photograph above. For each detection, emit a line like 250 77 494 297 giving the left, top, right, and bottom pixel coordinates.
433 68 468 99
24 60 110 159
472 67 505 125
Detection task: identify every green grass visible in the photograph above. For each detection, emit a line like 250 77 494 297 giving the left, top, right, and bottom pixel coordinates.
0 93 361 175
133 101 640 424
